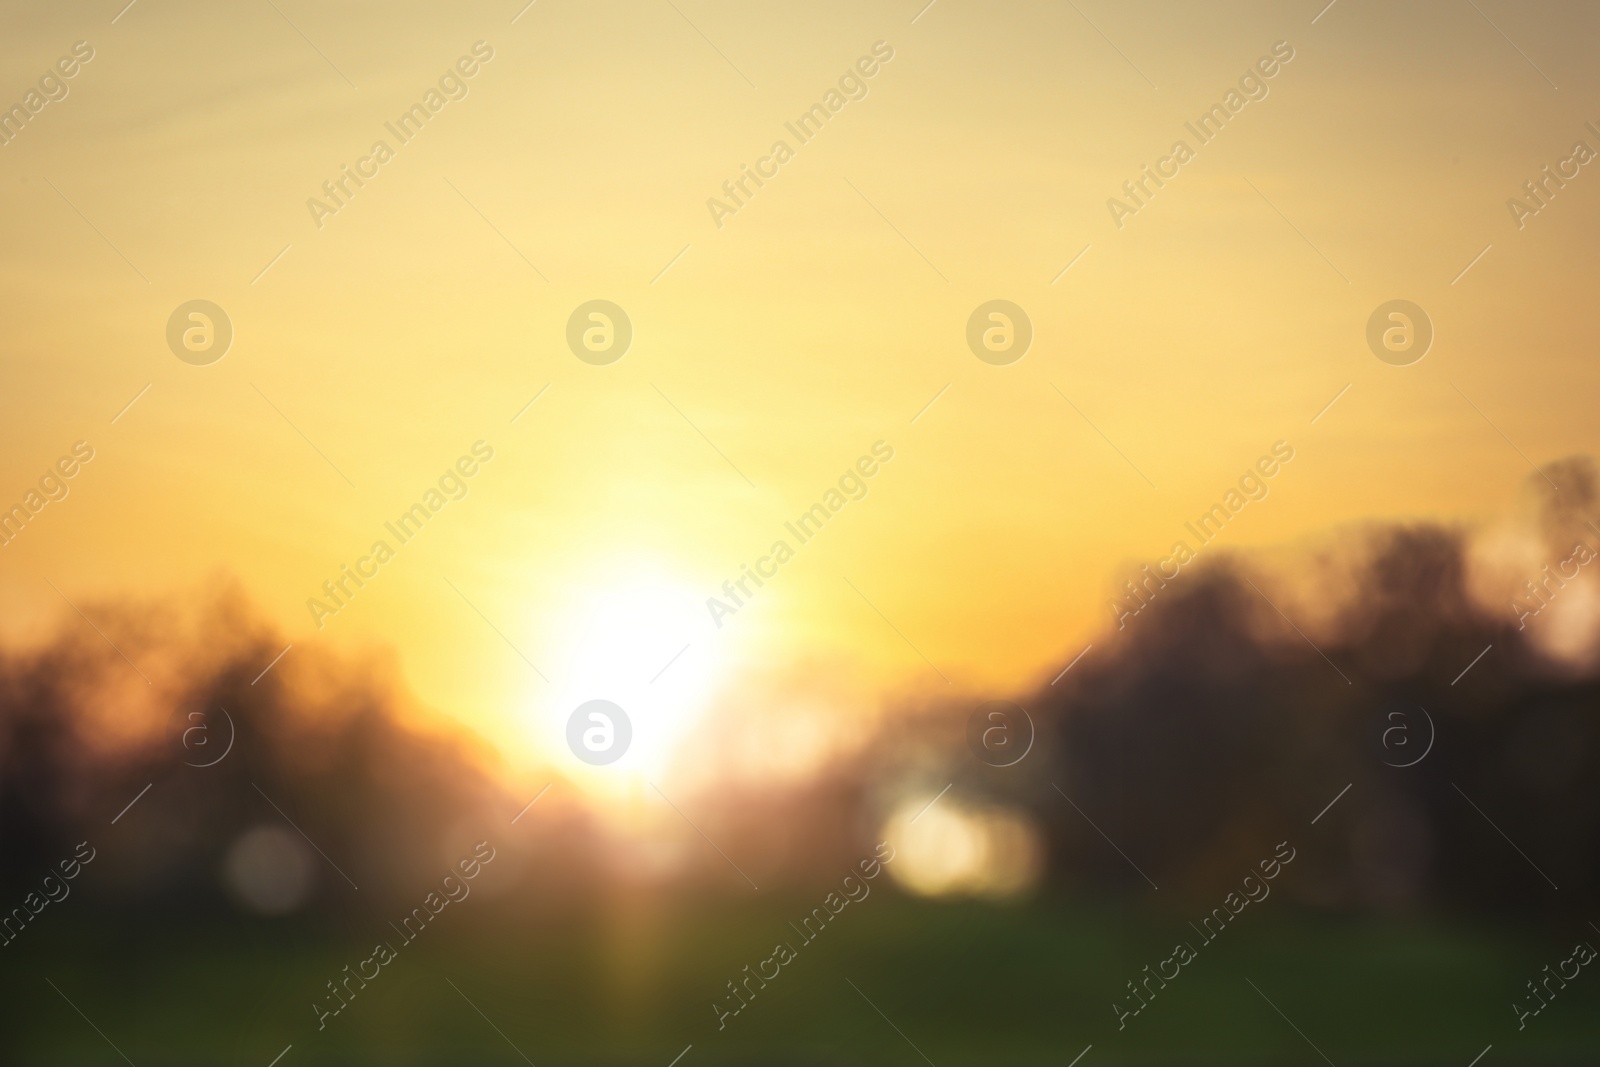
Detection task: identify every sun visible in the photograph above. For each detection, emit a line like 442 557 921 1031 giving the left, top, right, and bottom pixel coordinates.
529 564 728 791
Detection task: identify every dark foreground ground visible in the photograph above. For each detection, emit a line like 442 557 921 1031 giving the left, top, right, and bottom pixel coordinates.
1 893 1594 1066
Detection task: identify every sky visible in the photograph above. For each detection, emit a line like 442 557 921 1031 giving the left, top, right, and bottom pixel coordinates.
1 0 1597 780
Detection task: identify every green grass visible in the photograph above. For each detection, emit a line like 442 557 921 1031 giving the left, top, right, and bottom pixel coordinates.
4 895 1595 1065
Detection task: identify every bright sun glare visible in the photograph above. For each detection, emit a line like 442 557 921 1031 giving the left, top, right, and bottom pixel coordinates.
529 567 726 791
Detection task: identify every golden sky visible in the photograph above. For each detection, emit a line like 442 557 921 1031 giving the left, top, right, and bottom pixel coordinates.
2 0 1597 773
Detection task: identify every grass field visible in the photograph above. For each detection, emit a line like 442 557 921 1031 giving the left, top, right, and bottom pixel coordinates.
5 894 1594 1065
